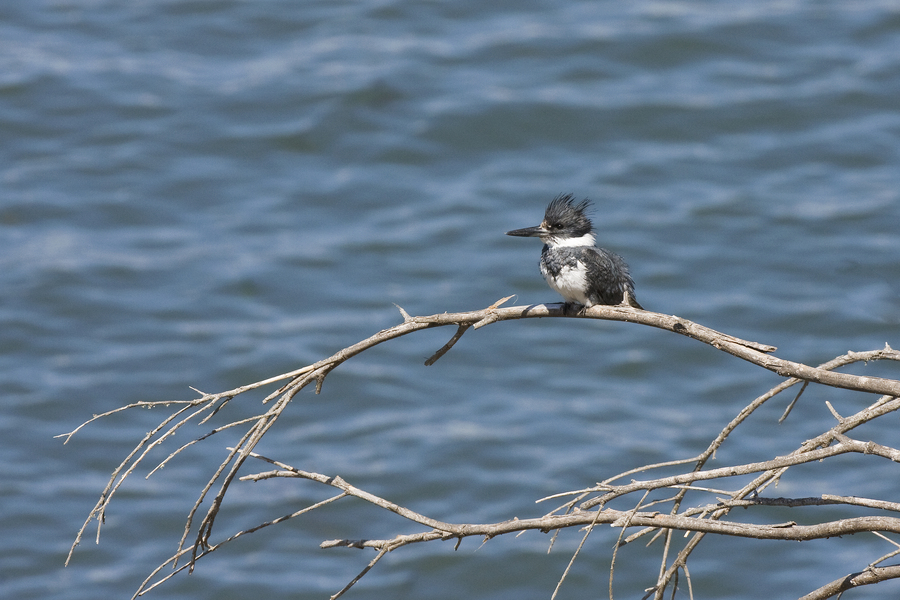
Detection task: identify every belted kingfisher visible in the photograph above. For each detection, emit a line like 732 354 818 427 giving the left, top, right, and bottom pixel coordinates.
506 194 643 309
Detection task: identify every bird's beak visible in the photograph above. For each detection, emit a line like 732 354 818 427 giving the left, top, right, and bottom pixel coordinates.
506 225 547 238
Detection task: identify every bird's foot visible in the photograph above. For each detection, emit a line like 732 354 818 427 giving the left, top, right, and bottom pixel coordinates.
562 302 587 316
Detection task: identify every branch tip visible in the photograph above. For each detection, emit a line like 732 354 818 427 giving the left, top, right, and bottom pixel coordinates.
393 303 412 322
424 324 471 366
489 295 516 309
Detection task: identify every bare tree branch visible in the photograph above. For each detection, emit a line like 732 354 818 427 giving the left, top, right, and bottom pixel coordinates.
799 564 900 600
59 301 900 599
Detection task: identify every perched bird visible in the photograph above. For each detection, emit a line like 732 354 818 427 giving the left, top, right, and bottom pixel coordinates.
506 194 643 309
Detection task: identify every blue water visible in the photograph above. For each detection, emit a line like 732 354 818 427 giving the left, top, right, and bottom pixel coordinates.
3 1 900 599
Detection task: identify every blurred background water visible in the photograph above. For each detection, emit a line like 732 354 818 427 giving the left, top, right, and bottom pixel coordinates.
2 1 900 598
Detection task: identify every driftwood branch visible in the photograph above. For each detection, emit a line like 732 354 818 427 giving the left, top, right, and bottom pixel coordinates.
236 441 900 544
59 301 900 599
799 564 900 600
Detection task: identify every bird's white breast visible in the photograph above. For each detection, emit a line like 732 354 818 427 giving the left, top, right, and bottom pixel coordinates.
540 259 592 306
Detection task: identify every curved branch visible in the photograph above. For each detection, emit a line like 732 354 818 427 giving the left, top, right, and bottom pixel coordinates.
271 302 899 401
799 564 900 600
60 300 900 599
241 441 900 545
582 436 900 509
315 508 900 550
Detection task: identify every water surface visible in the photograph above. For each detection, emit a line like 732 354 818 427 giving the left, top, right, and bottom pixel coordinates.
2 2 900 599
